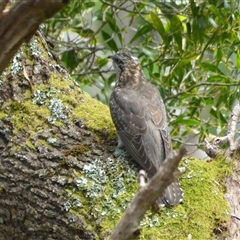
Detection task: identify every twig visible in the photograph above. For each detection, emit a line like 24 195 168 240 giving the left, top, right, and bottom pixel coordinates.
110 146 186 240
231 214 240 221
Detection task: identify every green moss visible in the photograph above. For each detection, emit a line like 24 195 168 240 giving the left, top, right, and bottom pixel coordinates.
26 138 36 150
0 111 5 119
67 145 90 157
35 139 49 147
134 156 231 240
23 99 51 119
49 74 75 93
72 92 115 139
67 153 231 239
2 101 31 132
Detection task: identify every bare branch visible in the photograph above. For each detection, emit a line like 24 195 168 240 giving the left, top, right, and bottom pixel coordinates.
101 0 136 14
0 0 68 75
204 139 219 158
110 146 186 240
231 214 240 221
214 100 240 155
205 100 240 157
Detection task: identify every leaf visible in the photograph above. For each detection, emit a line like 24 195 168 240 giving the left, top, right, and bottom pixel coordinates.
170 15 182 50
208 4 220 17
207 75 230 83
97 57 108 68
106 13 123 46
190 0 199 17
102 31 118 52
61 50 78 72
208 17 218 28
186 21 191 38
199 62 223 74
171 118 200 127
219 111 227 124
236 50 240 69
150 12 166 41
216 48 222 64
192 15 207 44
130 24 153 44
210 106 218 119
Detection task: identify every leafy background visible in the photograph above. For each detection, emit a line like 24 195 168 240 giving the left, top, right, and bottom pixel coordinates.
43 0 240 156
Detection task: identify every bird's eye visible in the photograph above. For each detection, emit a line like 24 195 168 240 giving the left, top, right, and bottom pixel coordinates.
115 58 123 65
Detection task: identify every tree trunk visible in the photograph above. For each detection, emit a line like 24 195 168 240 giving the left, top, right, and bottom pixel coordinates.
0 33 114 239
225 158 240 239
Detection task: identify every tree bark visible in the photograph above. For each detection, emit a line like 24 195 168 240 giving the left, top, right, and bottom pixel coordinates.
0 33 111 239
0 0 68 75
225 160 240 240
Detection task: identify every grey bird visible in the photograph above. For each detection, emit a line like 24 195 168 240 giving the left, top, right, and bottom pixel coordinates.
109 51 183 206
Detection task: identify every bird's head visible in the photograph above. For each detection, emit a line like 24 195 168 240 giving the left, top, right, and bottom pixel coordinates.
108 52 143 86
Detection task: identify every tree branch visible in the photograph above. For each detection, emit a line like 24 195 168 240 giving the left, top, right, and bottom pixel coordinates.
110 146 186 240
214 99 240 155
0 0 68 75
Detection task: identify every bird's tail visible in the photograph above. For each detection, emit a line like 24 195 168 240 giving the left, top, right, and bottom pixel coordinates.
157 180 183 206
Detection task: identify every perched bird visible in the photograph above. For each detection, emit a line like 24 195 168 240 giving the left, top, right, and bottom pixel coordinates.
109 52 183 206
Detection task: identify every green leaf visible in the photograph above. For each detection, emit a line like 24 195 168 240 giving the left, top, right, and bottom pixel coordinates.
190 0 199 17
199 62 223 74
192 15 207 44
170 15 182 50
61 50 78 72
216 48 222 64
106 13 123 46
96 57 108 68
171 118 200 127
208 4 220 17
210 106 218 119
102 31 118 52
219 111 227 124
130 24 153 44
207 75 230 83
208 17 218 28
150 12 166 41
236 50 240 69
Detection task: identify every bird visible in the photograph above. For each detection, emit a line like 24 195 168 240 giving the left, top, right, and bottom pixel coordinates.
108 51 183 206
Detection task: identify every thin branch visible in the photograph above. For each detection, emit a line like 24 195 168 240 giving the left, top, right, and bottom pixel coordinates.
231 214 240 221
101 0 136 14
110 146 186 240
214 99 240 155
74 69 112 77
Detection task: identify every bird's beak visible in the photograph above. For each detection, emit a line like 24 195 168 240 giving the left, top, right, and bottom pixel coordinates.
108 55 114 59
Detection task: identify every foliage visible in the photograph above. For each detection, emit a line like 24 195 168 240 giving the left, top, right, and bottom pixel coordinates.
43 0 240 149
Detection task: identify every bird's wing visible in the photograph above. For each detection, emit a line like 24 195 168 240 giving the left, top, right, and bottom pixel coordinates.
110 83 172 176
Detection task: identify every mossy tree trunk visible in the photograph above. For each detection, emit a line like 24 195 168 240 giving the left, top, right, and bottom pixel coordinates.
0 34 115 240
